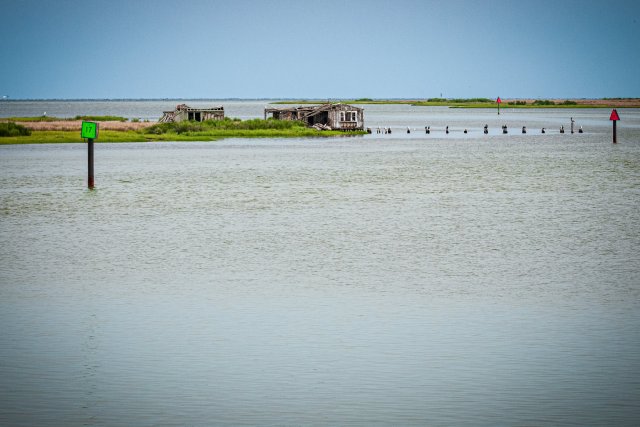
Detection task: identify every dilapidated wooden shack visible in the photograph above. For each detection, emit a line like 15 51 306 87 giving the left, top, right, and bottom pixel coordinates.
159 104 224 123
264 103 364 131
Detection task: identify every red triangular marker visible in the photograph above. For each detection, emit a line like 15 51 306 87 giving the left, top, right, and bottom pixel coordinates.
609 109 620 121
496 97 502 104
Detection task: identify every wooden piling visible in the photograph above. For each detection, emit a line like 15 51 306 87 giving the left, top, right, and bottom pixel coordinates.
88 138 94 189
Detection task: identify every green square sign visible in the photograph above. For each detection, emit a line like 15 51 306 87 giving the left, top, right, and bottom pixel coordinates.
81 121 98 139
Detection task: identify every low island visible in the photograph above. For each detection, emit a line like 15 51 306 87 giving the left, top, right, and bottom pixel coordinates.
0 115 364 144
2 97 638 144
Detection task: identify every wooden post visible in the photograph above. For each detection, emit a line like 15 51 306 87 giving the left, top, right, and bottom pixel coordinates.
81 121 98 189
613 121 617 144
88 138 95 189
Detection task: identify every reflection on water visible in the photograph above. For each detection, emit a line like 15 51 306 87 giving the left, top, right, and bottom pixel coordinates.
1 104 640 425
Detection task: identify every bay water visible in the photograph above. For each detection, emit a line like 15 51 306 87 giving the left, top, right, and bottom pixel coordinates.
1 101 639 425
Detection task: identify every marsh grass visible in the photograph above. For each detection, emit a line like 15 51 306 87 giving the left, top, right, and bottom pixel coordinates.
145 117 310 134
0 122 31 137
144 118 358 138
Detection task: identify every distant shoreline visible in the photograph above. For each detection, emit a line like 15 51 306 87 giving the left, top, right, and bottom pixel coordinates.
1 98 639 108
273 98 640 108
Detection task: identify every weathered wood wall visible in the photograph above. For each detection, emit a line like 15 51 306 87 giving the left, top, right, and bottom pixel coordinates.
264 104 364 130
160 105 225 122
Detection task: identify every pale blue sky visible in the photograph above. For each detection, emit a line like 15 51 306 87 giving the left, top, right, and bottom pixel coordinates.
2 0 639 99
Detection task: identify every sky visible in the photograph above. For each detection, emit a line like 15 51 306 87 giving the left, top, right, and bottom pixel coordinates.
1 0 639 99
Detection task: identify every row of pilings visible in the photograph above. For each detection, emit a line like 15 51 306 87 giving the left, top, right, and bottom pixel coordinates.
367 124 584 135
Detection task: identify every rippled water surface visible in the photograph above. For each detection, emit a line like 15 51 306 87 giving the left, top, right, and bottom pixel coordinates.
1 102 640 425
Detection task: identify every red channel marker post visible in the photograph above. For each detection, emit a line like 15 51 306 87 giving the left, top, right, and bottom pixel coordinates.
497 97 502 115
610 109 620 144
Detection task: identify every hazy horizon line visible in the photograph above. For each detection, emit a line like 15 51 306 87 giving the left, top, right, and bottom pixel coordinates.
2 96 638 102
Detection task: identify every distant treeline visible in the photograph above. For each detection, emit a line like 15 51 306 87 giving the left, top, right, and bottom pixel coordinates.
505 100 577 106
531 100 577 106
74 115 128 122
6 115 128 122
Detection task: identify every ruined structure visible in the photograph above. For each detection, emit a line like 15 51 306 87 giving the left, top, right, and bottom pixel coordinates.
264 103 364 131
159 104 224 123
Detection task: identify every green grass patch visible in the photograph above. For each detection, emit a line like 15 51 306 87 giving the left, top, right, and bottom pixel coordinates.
0 129 199 144
0 130 79 144
144 118 363 138
145 117 316 134
0 122 31 137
